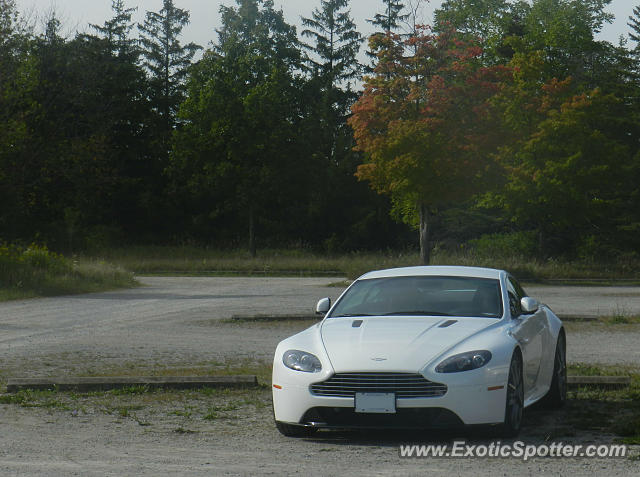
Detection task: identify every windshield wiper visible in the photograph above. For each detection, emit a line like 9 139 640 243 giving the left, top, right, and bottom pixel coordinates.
383 311 452 316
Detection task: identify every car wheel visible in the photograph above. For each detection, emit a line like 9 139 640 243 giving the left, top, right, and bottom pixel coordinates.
542 332 567 408
275 420 318 438
501 351 524 438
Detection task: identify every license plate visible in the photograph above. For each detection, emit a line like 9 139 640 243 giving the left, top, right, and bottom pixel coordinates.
355 392 396 413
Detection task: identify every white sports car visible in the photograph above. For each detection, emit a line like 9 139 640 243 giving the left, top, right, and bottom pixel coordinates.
272 266 566 437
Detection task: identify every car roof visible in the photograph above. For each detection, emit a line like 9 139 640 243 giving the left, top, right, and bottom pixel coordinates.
359 266 504 280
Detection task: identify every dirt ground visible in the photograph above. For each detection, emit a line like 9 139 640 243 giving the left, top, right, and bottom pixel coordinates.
1 277 639 475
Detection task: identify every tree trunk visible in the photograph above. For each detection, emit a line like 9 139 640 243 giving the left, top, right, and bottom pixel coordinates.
249 205 256 258
419 204 431 265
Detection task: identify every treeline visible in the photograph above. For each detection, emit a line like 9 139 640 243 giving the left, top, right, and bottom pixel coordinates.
0 0 410 254
1 0 640 261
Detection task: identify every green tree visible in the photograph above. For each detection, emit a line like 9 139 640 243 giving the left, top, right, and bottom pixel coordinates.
368 0 408 34
0 0 38 240
484 35 640 257
495 88 634 256
138 0 201 148
90 0 137 56
434 0 529 61
301 0 362 164
1 3 158 249
366 0 407 65
171 0 304 256
518 0 613 85
71 0 158 245
302 0 363 87
435 0 511 37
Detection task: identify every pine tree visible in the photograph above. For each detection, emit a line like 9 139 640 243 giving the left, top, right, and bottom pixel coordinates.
76 0 159 241
302 0 363 88
629 5 640 47
173 0 303 256
90 0 138 58
301 0 362 159
301 0 364 239
365 1 407 66
367 0 408 35
138 0 201 144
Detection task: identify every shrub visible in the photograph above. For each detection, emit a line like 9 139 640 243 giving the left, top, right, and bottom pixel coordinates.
467 231 538 259
0 242 135 299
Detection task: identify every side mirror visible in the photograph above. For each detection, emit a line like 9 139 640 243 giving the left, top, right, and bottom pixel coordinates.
520 297 539 314
316 297 331 315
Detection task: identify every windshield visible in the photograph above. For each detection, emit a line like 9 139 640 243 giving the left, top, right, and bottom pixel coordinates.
328 276 503 319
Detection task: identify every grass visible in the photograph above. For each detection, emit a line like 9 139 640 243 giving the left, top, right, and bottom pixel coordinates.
0 243 137 301
4 244 640 301
0 364 637 451
564 317 640 335
0 383 271 432
564 364 640 445
0 389 71 410
86 245 640 281
203 403 239 420
568 363 640 377
601 315 640 325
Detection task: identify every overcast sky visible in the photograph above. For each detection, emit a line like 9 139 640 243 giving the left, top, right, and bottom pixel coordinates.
15 0 636 50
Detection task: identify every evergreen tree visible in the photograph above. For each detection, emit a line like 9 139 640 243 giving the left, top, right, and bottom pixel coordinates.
629 5 640 47
0 0 37 240
365 1 408 68
301 1 382 251
90 0 138 58
171 0 303 255
138 0 201 147
301 0 362 164
367 0 408 34
302 0 363 88
74 1 158 243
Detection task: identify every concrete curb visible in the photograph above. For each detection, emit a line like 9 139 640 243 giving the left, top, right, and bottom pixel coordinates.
229 314 319 322
568 375 631 389
5 375 258 393
558 314 600 321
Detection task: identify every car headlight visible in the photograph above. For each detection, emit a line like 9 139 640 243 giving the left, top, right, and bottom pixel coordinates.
282 349 322 373
435 350 492 373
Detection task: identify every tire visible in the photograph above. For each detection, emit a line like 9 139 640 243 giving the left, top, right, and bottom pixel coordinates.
542 332 567 408
501 351 524 438
275 420 318 438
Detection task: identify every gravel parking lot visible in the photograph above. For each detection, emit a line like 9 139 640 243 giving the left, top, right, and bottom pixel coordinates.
1 277 639 475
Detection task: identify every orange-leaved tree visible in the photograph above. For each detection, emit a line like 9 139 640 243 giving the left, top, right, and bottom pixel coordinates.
349 26 510 264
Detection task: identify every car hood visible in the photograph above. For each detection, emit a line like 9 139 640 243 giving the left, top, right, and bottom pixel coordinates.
320 316 497 373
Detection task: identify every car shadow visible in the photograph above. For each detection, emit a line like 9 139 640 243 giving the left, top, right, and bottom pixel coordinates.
300 399 625 447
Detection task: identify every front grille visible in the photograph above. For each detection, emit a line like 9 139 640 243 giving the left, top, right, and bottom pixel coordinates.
310 373 447 398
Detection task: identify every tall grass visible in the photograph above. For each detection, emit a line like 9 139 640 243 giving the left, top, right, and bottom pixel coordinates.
0 243 137 301
88 245 640 281
85 246 418 279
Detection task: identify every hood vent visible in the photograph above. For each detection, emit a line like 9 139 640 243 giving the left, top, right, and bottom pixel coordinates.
438 319 457 328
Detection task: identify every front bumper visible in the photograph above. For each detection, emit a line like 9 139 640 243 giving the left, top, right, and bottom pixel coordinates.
272 373 508 428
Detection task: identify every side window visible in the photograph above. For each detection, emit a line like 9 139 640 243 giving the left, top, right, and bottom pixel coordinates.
507 277 523 318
